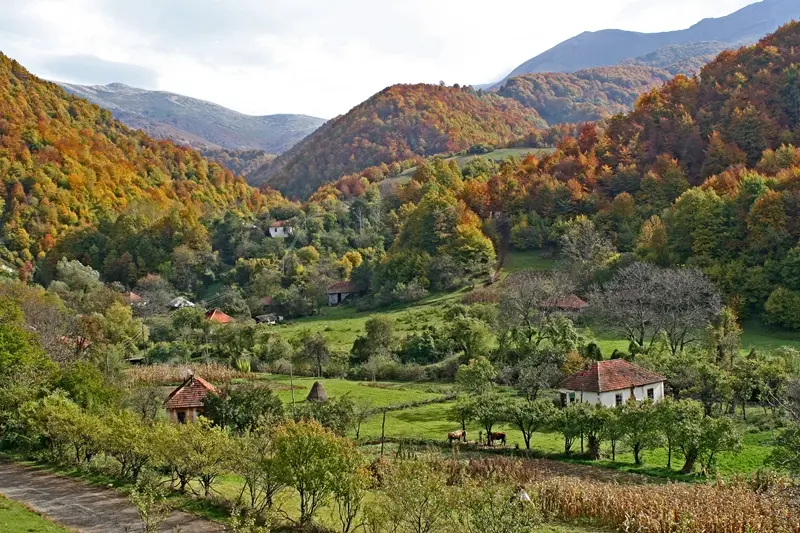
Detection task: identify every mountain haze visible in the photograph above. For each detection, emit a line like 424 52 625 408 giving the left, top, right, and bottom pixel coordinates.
58 82 326 154
495 0 800 86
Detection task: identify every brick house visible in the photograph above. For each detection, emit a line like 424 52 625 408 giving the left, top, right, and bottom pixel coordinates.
164 375 218 424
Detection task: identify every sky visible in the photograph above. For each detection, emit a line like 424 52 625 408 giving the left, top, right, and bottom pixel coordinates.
0 0 758 118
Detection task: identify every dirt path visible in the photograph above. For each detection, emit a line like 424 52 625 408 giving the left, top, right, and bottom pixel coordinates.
0 461 224 533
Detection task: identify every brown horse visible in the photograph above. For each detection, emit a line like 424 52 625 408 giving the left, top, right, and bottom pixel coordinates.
489 431 506 446
448 429 467 444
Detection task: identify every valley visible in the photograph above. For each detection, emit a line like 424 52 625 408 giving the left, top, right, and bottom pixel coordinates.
2 2 800 533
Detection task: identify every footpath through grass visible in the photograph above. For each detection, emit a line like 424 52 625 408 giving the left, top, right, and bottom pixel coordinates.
0 495 73 533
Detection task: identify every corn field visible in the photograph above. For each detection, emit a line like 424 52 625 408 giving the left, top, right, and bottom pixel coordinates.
126 362 247 385
535 477 800 533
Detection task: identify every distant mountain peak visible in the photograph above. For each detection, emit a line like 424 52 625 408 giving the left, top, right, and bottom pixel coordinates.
493 0 800 87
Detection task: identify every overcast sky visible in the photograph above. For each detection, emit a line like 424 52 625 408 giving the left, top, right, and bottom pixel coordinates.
1 0 757 118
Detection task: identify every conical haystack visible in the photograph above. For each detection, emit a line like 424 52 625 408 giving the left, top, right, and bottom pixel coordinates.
306 381 329 403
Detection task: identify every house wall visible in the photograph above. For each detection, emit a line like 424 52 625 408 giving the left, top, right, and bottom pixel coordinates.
269 226 293 238
166 407 201 423
559 381 665 408
328 292 352 306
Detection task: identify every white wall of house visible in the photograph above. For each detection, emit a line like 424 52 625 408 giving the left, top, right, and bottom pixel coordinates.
559 381 665 408
269 226 293 238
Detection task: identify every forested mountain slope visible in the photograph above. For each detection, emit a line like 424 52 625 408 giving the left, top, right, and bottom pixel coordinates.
497 65 674 125
0 53 264 266
253 84 545 198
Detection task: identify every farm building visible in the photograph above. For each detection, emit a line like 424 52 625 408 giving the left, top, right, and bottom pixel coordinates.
327 281 359 306
164 375 218 424
559 359 666 408
269 220 294 238
205 308 234 324
168 296 196 309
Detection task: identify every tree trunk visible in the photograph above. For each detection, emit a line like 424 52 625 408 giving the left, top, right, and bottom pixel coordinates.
681 450 698 474
633 444 642 465
741 401 747 420
523 433 531 450
587 436 601 460
611 441 617 462
666 441 672 469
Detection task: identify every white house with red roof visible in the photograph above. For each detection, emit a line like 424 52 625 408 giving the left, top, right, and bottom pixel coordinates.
269 220 294 238
164 375 218 424
559 359 666 408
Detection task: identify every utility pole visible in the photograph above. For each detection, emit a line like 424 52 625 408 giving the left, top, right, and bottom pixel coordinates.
289 362 296 419
380 409 387 457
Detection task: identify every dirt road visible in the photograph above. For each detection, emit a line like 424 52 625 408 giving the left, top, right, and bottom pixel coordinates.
0 461 224 533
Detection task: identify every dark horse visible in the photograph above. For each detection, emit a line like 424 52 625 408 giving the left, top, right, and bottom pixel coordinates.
448 429 467 444
489 431 506 446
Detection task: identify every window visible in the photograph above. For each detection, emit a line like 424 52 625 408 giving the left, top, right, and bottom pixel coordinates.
177 411 186 424
647 388 655 400
615 393 623 406
559 393 567 408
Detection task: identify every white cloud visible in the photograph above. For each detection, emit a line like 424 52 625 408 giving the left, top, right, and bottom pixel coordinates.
0 0 760 118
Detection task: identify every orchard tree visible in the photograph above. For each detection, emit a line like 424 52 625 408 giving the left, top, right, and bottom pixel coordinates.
619 400 662 465
274 420 362 526
456 357 496 395
203 382 284 434
506 397 558 450
294 331 332 377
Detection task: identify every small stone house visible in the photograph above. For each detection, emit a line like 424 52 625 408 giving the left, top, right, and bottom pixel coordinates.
327 281 359 306
269 221 294 238
559 359 666 408
164 375 218 424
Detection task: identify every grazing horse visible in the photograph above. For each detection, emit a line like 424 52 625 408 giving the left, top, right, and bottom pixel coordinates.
489 431 506 446
448 429 467 444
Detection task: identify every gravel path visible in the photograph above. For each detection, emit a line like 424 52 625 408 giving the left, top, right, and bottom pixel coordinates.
0 460 224 533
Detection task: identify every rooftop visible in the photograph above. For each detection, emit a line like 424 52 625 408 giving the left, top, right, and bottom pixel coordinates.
205 308 234 324
560 359 665 393
164 375 218 410
327 281 359 294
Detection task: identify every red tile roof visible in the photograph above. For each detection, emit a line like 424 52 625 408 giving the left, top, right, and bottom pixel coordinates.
560 359 665 393
125 291 143 303
270 220 291 228
327 281 359 294
164 376 218 410
263 295 273 306
205 308 234 324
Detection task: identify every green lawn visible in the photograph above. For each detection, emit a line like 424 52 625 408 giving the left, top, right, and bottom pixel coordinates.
273 291 462 351
740 319 800 353
0 495 72 533
502 250 557 274
261 375 451 407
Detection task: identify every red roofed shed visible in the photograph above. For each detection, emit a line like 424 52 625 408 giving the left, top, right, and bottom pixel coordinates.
559 359 666 408
543 294 588 312
328 281 359 306
205 308 234 324
164 375 218 424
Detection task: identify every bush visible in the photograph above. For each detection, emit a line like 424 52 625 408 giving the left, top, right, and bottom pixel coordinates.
764 287 800 330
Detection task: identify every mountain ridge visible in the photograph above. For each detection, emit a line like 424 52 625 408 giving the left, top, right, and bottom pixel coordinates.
494 0 800 86
57 81 326 154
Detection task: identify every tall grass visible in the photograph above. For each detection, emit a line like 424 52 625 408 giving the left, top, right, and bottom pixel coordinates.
126 363 247 385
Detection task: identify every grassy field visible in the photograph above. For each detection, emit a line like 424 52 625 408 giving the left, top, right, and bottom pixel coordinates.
0 495 72 533
261 374 451 406
502 250 557 273
390 148 552 184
